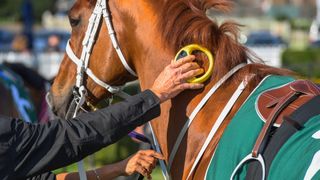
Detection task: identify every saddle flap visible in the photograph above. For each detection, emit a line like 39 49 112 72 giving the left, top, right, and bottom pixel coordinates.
256 80 320 127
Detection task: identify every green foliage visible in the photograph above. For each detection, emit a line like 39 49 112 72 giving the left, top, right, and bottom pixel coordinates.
274 14 291 22
282 48 320 78
54 136 140 172
0 0 22 21
94 136 140 165
289 18 312 31
0 0 55 22
31 0 56 21
268 5 299 22
56 136 140 170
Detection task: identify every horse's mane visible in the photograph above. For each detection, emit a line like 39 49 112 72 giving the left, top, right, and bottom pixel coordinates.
159 0 290 79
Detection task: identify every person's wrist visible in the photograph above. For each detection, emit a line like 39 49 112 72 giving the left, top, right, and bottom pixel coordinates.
150 88 167 103
118 158 129 176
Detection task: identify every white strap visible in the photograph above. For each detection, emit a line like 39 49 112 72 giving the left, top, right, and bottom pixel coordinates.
101 0 137 77
186 80 248 179
66 41 81 66
168 63 246 170
72 86 88 180
77 160 87 180
66 41 129 97
66 0 137 91
148 122 171 180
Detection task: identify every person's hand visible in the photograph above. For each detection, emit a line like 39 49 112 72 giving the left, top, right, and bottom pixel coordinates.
120 150 164 179
150 55 204 102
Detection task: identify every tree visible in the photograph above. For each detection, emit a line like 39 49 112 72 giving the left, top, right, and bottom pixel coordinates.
0 0 56 22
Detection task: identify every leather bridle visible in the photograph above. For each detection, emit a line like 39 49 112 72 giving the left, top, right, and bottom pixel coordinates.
65 0 137 179
65 0 137 118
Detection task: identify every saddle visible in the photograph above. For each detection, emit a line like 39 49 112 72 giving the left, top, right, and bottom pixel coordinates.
239 80 320 180
254 79 320 157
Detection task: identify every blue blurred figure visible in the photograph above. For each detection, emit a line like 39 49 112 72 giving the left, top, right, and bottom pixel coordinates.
21 0 34 51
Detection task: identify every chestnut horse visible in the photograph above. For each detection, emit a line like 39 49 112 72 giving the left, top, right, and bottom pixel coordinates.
47 0 303 179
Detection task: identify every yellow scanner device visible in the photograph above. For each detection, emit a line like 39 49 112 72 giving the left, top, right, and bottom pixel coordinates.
174 44 214 83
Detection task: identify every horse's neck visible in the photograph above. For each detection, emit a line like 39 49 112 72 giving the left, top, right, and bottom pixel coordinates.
144 65 266 178
121 0 259 171
136 48 221 164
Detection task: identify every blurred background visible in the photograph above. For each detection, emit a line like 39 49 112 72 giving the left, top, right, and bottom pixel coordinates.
0 0 320 179
1 0 320 81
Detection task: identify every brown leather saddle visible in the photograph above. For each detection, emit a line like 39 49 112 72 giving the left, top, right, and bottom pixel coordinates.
253 80 320 157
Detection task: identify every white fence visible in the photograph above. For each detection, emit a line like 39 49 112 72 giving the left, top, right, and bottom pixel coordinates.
0 52 64 79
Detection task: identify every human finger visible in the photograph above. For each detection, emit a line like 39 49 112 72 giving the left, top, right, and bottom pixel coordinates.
137 158 155 172
150 152 165 160
137 154 158 170
178 62 201 74
135 151 158 170
135 165 149 177
171 55 195 68
138 154 157 165
180 69 204 82
141 150 165 160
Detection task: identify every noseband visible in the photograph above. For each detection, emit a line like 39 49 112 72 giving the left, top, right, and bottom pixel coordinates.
65 0 137 179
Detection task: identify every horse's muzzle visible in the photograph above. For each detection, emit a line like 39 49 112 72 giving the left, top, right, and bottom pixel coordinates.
46 90 74 119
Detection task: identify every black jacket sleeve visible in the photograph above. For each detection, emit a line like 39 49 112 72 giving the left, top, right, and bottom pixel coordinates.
0 90 160 180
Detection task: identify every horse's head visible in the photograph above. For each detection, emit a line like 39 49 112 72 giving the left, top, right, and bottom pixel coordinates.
48 0 167 118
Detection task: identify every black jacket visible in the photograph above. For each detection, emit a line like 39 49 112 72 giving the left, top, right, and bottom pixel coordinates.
0 90 160 180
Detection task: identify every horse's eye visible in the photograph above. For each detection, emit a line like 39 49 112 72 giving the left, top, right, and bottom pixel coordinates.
69 17 80 27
